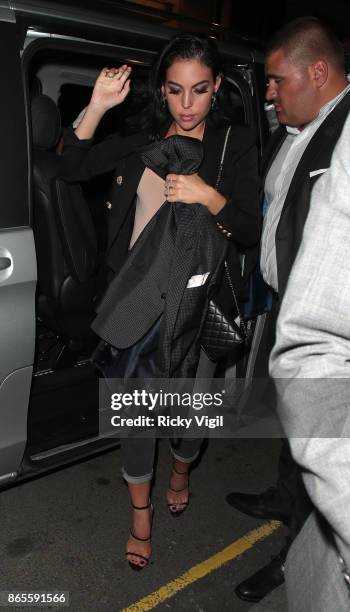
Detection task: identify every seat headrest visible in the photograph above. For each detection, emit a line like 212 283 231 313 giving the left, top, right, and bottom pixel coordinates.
31 94 61 150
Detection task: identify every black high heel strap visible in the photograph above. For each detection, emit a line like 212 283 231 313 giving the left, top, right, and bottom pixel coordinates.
169 485 188 493
129 528 151 542
131 502 151 510
172 465 189 476
126 551 149 563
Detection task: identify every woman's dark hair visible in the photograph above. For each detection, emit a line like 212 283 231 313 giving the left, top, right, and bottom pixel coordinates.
126 34 233 137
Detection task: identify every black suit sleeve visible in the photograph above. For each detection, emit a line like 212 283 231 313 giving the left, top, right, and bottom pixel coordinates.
58 126 147 182
214 126 261 250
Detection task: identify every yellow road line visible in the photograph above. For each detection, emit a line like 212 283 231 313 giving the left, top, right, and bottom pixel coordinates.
122 520 281 612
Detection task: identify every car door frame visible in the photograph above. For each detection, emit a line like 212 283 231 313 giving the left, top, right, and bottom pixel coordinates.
0 5 36 484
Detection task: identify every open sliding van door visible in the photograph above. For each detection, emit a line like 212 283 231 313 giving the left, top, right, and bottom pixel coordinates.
0 3 36 484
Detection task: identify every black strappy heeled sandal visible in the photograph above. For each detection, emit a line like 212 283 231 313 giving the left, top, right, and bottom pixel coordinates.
126 502 153 571
167 465 190 517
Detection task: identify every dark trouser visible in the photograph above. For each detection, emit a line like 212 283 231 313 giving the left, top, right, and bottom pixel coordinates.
245 295 312 542
120 437 203 484
120 349 217 483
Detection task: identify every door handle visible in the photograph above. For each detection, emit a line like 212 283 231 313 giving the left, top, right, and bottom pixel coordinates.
0 256 11 271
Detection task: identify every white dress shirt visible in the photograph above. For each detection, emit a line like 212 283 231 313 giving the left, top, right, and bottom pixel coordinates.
260 84 350 293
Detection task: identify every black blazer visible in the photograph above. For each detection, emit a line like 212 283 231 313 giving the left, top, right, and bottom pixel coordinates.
92 199 228 375
261 91 350 299
86 136 229 375
60 122 261 304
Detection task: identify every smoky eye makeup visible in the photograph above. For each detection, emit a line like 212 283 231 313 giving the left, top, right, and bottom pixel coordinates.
166 79 211 95
167 86 209 95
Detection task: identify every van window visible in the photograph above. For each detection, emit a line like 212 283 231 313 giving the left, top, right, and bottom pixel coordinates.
58 83 94 128
0 22 29 229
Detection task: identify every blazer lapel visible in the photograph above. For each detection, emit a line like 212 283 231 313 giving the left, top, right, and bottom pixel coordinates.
281 92 350 213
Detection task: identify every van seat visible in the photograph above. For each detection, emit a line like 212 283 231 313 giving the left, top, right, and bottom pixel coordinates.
31 94 98 340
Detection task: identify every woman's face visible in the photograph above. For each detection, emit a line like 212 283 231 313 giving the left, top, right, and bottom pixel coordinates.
161 58 221 136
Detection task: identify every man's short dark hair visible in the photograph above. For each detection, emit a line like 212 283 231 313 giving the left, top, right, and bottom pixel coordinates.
266 16 345 72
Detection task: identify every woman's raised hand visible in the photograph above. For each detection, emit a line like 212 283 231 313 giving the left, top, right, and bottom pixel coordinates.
90 65 132 114
73 65 132 139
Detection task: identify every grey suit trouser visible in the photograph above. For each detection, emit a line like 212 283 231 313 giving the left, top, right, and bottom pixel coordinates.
285 511 350 612
121 350 216 484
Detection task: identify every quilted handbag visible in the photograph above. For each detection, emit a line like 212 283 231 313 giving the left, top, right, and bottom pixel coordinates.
200 125 249 362
201 262 249 362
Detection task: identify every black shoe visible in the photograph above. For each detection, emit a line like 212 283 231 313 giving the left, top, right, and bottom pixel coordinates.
235 552 285 602
225 487 290 522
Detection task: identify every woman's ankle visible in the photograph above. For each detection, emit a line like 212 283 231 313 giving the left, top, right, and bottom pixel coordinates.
131 504 152 537
172 459 190 475
128 481 152 511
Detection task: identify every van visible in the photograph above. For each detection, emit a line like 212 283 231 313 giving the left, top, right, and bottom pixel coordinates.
0 0 268 487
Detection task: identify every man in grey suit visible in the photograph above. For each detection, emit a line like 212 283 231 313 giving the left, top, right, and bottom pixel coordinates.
227 16 350 602
270 112 350 611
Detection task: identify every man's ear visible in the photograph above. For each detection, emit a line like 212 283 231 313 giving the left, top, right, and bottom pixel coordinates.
310 60 328 88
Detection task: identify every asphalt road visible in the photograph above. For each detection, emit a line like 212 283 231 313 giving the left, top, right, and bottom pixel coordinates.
0 438 288 612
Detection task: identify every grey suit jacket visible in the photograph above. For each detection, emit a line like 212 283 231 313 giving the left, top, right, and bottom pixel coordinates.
270 112 350 604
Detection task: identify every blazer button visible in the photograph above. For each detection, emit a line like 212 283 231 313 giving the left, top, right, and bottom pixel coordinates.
106 201 112 210
116 175 123 185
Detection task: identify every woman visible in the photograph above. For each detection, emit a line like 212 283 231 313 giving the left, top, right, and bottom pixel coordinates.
60 35 261 570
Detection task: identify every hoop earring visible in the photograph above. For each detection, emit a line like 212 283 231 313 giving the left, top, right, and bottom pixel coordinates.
211 91 217 110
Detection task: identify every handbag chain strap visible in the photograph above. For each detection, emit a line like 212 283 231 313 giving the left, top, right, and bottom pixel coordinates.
224 261 248 337
215 125 248 338
215 125 231 190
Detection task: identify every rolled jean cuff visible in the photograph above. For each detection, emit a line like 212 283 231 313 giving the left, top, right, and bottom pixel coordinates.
122 467 153 484
170 448 200 464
